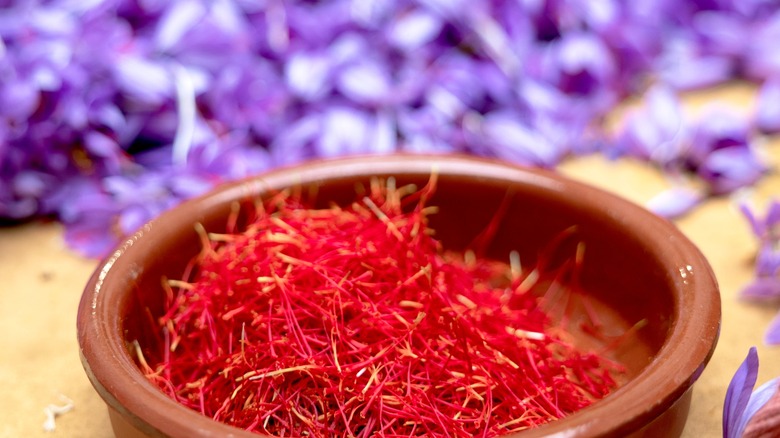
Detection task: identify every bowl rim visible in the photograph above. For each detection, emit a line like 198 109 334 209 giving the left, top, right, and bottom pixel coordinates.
77 154 720 438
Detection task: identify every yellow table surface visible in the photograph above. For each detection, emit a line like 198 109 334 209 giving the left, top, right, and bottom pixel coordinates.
1 83 779 437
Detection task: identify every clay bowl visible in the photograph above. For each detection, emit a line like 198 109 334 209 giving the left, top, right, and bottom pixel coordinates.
77 154 720 438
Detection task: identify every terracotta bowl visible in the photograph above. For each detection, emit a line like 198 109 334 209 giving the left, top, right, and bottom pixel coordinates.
77 155 720 438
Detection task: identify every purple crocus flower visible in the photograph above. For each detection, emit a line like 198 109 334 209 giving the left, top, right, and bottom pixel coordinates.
723 347 780 438
739 200 780 344
740 200 780 279
687 110 766 195
612 87 767 218
613 85 685 163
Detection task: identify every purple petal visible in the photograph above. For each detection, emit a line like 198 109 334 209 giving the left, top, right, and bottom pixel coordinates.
765 314 780 345
90 104 127 135
556 32 616 93
576 0 619 30
697 147 766 194
755 79 780 134
519 80 568 116
659 54 734 91
615 115 659 160
201 144 271 180
269 114 321 166
118 204 152 236
102 176 143 202
415 0 468 18
29 64 63 92
57 180 121 258
755 246 780 277
84 132 120 158
56 180 112 223
0 198 38 220
470 12 521 76
768 201 780 227
427 54 491 112
739 199 780 241
262 0 290 53
386 10 442 51
285 52 331 100
316 107 372 157
155 0 206 51
0 80 39 121
337 59 393 104
692 11 748 58
646 86 684 143
12 171 51 198
744 12 780 80
63 220 121 259
723 347 759 438
114 56 173 106
208 0 249 36
614 86 684 162
400 134 455 153
740 277 780 301
28 7 76 36
350 0 394 28
369 110 397 154
327 33 369 66
474 61 514 107
396 105 453 149
739 202 766 237
168 172 214 199
181 130 271 180
425 86 465 119
481 112 562 167
741 378 780 433
646 187 704 219
687 109 750 164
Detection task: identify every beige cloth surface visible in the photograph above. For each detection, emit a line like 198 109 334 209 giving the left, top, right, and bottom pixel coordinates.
1 84 778 437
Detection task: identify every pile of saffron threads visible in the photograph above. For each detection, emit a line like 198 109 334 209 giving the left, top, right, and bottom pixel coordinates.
136 178 621 437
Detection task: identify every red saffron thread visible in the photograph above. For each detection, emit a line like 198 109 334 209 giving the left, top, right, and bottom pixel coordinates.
137 179 623 437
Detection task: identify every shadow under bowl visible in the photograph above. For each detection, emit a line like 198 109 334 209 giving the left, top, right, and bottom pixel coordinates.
77 154 720 438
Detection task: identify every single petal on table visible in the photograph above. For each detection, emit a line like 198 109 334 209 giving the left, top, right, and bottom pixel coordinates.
645 187 703 219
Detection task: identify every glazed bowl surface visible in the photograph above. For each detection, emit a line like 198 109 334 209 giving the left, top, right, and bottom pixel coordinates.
77 154 720 438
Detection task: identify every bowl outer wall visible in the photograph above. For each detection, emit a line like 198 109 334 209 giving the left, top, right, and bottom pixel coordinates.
77 154 721 438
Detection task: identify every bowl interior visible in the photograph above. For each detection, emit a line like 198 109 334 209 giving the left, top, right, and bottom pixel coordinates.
80 156 719 437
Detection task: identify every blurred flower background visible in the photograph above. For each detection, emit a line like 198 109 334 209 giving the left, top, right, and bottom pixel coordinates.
3 0 777 254
2 0 780 434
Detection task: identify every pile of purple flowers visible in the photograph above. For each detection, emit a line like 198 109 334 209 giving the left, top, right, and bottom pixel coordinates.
2 0 777 346
2 0 777 254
